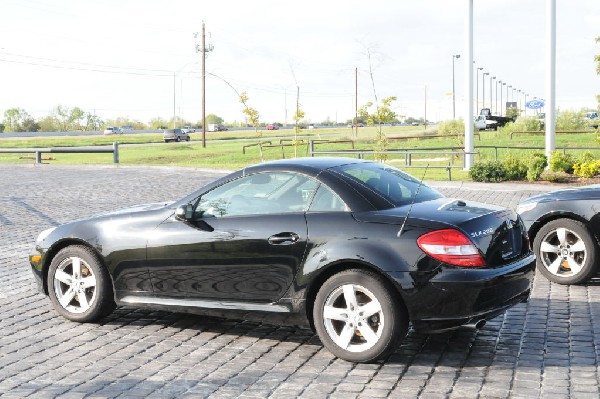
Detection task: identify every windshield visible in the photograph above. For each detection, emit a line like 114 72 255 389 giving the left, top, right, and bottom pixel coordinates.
332 162 442 207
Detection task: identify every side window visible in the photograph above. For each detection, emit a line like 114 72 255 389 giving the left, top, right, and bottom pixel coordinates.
195 172 319 218
309 185 348 212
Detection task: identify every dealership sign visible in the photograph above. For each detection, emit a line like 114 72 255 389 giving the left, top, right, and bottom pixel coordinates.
526 99 545 109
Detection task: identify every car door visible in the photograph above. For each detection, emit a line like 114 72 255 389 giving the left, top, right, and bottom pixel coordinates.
146 172 319 303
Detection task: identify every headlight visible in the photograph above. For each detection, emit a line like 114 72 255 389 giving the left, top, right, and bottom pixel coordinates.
517 202 537 214
36 227 56 243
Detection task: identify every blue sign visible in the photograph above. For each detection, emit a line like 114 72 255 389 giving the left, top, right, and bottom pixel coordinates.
526 99 545 109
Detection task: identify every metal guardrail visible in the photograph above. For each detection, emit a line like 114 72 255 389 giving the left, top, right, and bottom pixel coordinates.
477 145 600 160
510 130 598 139
0 143 120 164
308 142 476 180
388 133 480 141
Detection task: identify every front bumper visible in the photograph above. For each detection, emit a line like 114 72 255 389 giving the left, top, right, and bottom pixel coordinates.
29 252 46 294
393 253 535 333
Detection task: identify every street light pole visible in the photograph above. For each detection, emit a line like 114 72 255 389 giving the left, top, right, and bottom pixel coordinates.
500 82 508 116
497 80 501 115
452 54 461 119
476 67 483 112
482 72 489 109
490 76 495 115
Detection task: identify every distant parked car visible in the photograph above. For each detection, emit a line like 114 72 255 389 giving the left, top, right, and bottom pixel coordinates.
103 127 121 135
266 124 279 130
584 112 599 129
182 126 196 134
163 129 190 143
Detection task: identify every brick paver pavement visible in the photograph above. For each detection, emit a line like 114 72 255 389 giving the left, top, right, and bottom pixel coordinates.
1 164 599 399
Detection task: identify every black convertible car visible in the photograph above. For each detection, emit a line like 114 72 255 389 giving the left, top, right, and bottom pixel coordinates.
30 158 535 362
518 184 600 284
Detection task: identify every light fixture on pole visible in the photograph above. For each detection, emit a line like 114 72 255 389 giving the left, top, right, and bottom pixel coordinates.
482 72 489 109
517 89 522 115
452 54 461 119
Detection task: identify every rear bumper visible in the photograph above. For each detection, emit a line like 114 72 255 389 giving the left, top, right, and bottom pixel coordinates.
392 253 536 333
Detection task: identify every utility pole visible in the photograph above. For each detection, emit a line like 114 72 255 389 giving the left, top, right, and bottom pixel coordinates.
195 22 214 148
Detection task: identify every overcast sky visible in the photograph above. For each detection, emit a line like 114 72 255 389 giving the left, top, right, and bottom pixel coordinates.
1 0 598 125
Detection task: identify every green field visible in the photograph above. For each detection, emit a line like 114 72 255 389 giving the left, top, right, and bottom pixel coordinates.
1 126 599 181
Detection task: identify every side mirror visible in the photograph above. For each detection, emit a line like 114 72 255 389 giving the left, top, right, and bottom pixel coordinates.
175 204 194 221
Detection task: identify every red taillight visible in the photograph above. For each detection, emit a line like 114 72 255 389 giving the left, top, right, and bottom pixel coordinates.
417 229 486 267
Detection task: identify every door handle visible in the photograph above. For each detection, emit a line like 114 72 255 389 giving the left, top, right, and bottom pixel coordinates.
268 232 300 245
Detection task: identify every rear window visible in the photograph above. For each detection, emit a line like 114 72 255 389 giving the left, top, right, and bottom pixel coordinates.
332 162 442 206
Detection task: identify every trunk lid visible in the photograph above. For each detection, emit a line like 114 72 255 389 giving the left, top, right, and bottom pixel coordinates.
354 198 529 267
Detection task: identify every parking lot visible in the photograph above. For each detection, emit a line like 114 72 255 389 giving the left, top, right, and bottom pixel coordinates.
1 164 600 398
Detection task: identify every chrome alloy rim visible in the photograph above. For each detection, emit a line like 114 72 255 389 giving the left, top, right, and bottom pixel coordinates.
540 227 587 277
53 256 97 313
322 284 384 353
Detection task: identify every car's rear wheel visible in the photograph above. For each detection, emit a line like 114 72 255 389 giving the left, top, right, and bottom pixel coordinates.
48 246 115 322
313 269 407 362
533 218 598 284
176 137 181 142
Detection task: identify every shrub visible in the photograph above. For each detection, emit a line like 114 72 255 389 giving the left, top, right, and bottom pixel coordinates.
573 160 600 178
549 151 575 173
437 118 464 135
498 117 543 136
469 160 506 182
502 156 528 181
527 153 547 181
541 171 571 183
556 110 587 131
579 151 595 164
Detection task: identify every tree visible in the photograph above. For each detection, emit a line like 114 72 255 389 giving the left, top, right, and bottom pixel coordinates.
148 117 169 130
38 116 60 132
239 92 260 136
205 114 224 125
2 108 27 132
2 108 38 132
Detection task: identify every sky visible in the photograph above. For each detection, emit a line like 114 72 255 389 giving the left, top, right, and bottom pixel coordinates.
0 0 599 126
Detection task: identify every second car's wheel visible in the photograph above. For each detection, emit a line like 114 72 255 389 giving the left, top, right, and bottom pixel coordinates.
533 218 598 284
313 269 408 362
176 137 181 142
48 245 116 322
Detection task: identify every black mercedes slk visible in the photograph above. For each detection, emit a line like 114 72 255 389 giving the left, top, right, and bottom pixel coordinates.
30 157 535 362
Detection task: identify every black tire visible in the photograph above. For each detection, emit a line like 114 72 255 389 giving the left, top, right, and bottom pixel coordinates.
164 140 169 143
533 218 598 284
313 269 408 362
176 137 181 142
47 245 116 322
186 136 191 141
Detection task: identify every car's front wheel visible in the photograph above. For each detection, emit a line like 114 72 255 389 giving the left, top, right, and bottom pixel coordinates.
313 269 408 362
533 218 598 284
48 246 115 322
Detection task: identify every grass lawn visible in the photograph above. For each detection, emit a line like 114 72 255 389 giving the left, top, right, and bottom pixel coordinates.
1 126 599 181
